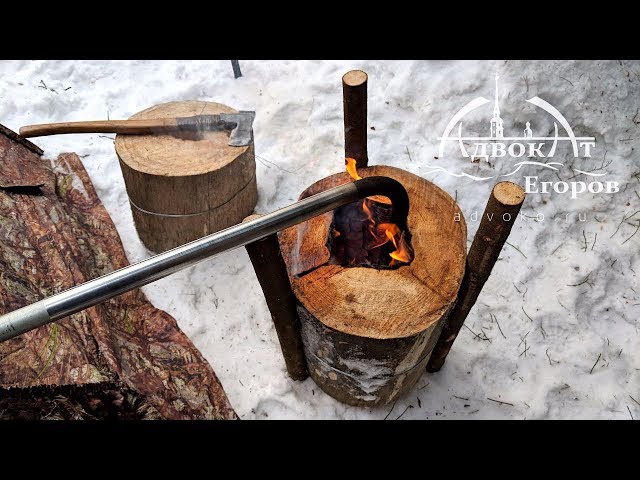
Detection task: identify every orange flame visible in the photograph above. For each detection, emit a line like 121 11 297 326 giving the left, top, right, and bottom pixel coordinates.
345 158 411 264
378 223 412 263
346 158 361 180
363 201 387 249
346 158 390 204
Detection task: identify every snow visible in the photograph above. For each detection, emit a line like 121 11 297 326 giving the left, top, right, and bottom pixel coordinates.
1 60 638 419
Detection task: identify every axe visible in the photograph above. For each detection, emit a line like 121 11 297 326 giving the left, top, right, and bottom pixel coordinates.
19 111 256 147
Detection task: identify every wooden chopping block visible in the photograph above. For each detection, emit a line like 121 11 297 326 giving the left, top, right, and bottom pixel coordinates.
115 100 258 252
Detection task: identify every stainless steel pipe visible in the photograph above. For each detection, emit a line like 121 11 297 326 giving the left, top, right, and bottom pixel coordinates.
0 176 410 342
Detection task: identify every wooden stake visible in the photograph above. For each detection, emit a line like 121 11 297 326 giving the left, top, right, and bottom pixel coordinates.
343 70 368 168
426 181 526 372
244 216 308 381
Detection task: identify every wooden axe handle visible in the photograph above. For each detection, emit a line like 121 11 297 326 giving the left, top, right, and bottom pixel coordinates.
20 118 180 138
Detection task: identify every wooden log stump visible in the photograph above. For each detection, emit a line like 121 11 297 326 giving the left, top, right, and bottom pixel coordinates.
279 165 466 406
115 100 258 253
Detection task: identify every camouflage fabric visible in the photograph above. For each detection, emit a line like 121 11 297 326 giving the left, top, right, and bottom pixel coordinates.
0 127 237 419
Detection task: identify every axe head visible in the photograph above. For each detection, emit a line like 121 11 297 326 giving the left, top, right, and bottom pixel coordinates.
222 111 255 147
179 111 256 147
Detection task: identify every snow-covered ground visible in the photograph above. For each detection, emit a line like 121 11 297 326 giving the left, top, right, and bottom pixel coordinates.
1 60 638 419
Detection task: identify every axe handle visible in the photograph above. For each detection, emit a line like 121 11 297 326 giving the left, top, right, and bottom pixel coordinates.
20 118 180 138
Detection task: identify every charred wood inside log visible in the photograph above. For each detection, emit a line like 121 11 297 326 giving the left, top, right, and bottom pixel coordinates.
327 197 414 269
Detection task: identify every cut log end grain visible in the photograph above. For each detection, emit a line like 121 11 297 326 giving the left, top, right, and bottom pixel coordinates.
343 70 368 87
493 181 526 206
279 165 467 340
115 100 250 177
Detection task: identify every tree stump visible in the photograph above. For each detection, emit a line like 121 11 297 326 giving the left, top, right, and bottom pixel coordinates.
115 100 258 253
279 165 466 406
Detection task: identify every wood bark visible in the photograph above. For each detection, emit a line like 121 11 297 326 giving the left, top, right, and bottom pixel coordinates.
0 127 237 419
426 182 525 372
244 216 308 381
279 166 466 406
115 100 257 252
343 70 369 168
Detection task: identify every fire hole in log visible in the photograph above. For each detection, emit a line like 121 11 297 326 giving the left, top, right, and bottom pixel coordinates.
327 158 414 269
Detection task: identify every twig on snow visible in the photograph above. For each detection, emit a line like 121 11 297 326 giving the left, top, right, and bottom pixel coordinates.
491 313 506 339
522 306 534 322
589 353 602 374
546 348 559 365
611 210 640 238
384 399 399 420
551 242 566 255
559 76 574 87
518 330 531 348
506 241 527 258
621 223 640 245
463 324 491 342
567 271 594 288
395 405 413 420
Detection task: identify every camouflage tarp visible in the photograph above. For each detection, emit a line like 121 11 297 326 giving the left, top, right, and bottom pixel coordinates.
0 126 237 419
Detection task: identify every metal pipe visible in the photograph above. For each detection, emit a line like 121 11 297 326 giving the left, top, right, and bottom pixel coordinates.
0 176 409 343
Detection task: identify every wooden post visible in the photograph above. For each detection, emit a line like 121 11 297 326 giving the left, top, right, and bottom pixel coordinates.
343 70 368 168
231 60 242 79
426 181 526 372
244 216 308 381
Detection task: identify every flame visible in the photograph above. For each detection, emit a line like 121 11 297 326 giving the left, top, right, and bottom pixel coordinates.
362 200 384 248
345 158 411 264
346 158 362 180
346 158 390 204
384 225 399 246
378 223 412 263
